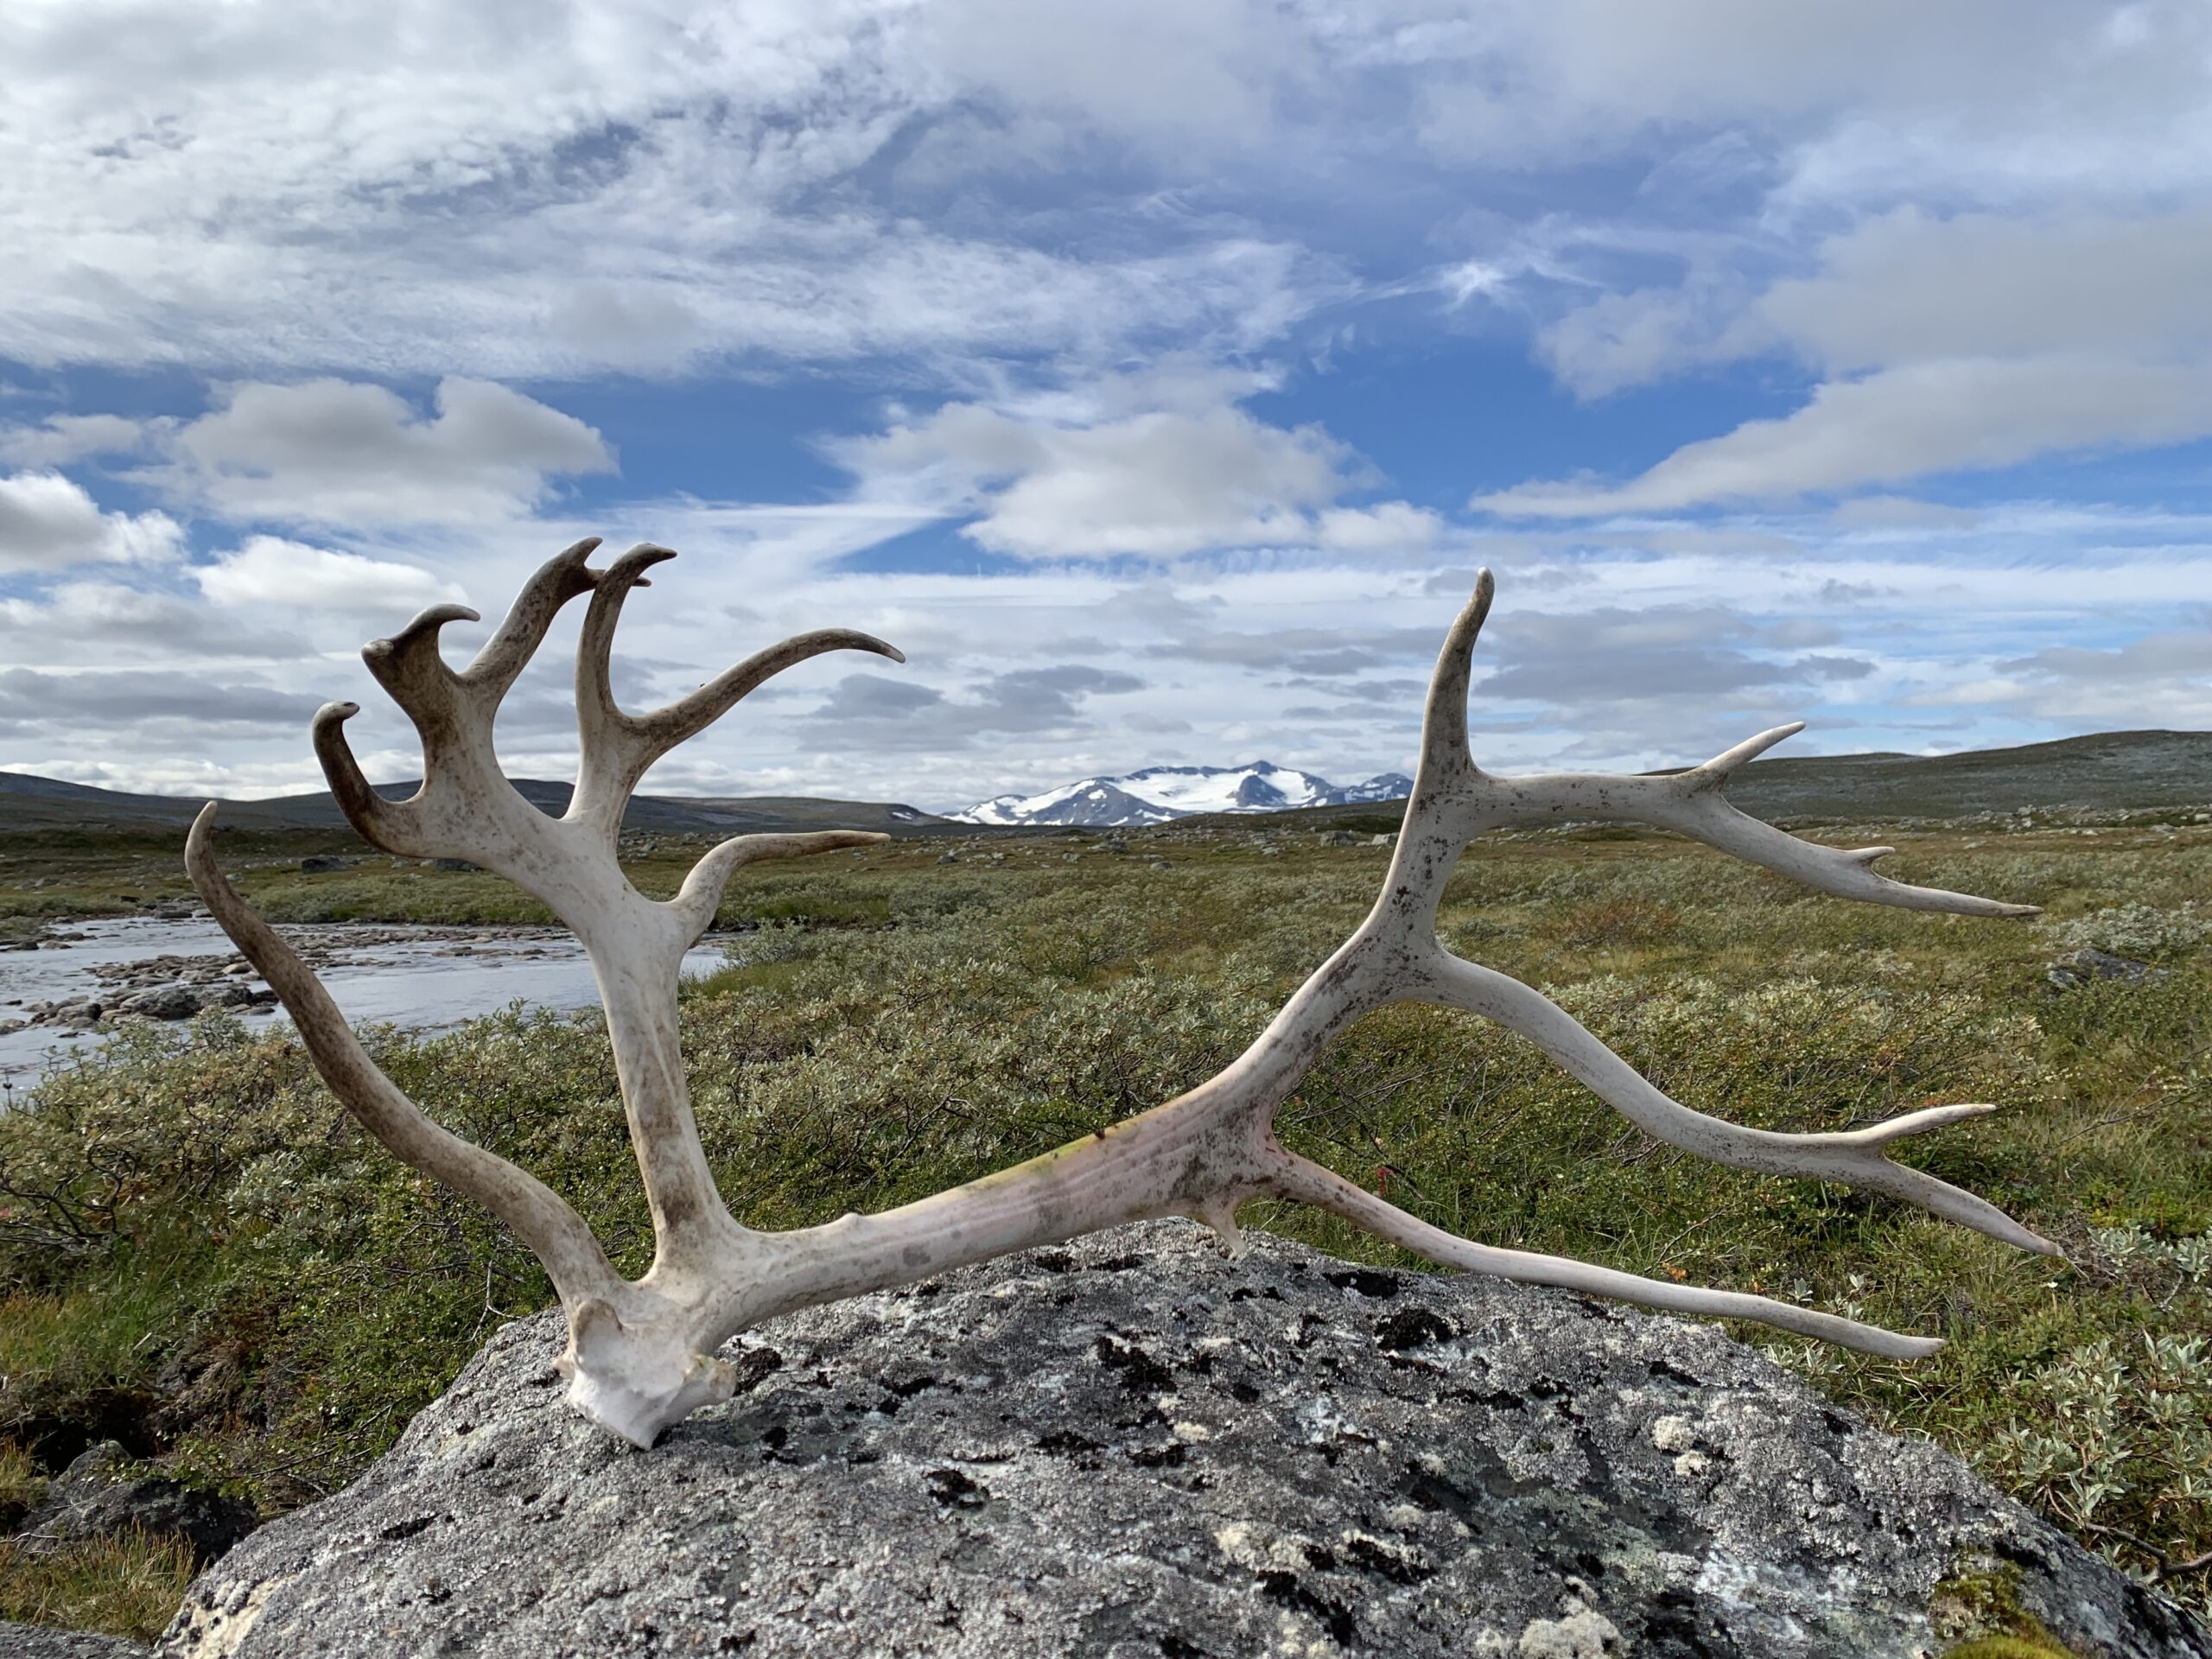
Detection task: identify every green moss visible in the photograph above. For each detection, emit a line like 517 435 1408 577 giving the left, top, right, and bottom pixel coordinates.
1929 1564 2078 1656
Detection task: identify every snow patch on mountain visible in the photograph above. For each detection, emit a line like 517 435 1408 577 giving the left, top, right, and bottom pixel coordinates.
953 762 1412 827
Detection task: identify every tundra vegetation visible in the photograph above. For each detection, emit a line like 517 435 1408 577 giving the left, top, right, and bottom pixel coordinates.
0 809 2207 1639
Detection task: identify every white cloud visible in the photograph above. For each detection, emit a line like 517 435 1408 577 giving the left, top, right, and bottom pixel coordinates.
0 471 184 571
1910 626 2212 726
195 537 467 615
1476 357 2212 516
0 1 1332 382
1536 281 1753 401
912 0 1303 153
1402 0 2212 201
14 0 2197 391
0 414 149 467
0 579 305 666
156 378 614 526
845 387 1440 559
1758 206 2212 373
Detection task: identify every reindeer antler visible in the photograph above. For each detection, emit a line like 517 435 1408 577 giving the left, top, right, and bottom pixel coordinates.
187 550 2055 1448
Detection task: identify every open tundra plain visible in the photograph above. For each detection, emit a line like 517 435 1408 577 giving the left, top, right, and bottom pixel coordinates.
0 760 2207 1638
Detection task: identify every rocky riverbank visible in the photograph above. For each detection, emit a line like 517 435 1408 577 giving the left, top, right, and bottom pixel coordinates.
0 922 579 1039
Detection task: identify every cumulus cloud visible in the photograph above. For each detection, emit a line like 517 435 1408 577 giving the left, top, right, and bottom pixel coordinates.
1758 206 2212 373
1522 197 2212 505
845 391 1440 559
0 471 184 571
195 537 467 615
151 378 614 527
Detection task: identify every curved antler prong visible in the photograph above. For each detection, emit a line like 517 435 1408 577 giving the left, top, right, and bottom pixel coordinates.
1643 780 2040 916
364 602 480 707
1686 721 1805 785
1414 950 2059 1256
637 626 906 757
561 543 906 838
670 830 891 942
571 543 679 823
311 700 434 857
1414 568 1494 791
1266 1153 1944 1357
460 536 602 699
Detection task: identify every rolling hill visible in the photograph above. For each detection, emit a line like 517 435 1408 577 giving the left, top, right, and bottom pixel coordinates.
2 728 2205 843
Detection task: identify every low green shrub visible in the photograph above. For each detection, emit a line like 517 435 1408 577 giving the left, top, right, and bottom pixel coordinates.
0 829 2205 1626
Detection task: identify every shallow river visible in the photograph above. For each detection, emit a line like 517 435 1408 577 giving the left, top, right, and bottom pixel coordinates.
0 916 734 1093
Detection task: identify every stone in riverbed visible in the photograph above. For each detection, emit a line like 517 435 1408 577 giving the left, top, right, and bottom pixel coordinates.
118 986 202 1020
160 1223 2208 1659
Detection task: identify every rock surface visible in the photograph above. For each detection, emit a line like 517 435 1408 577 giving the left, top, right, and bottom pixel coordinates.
162 1224 2208 1659
0 1623 149 1657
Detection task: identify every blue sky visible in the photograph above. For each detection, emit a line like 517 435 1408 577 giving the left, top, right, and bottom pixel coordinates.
2 1 2208 812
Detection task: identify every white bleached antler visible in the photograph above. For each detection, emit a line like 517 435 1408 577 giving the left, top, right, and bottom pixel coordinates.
187 549 2055 1448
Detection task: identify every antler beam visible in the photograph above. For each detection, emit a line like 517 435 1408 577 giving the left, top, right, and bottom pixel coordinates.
188 548 2054 1448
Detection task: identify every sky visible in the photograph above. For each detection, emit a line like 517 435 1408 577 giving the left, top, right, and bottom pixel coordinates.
2 0 2209 815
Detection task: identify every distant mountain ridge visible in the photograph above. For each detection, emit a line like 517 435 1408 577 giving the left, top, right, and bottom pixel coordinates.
0 772 959 840
954 761 1416 827
3 728 2207 841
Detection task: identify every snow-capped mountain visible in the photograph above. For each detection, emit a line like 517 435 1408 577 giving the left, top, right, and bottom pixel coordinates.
953 762 1414 828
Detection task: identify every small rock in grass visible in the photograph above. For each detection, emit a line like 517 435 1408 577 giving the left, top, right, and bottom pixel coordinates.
2047 948 2171 991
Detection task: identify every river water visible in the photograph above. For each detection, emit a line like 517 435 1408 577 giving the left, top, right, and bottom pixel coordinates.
0 916 734 1093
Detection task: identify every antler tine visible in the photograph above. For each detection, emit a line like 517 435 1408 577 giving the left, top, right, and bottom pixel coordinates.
1415 953 2058 1255
565 542 906 837
669 830 891 943
1413 568 1494 796
570 543 679 831
1266 1156 1945 1357
184 805 623 1306
577 543 677 725
311 699 435 858
1649 730 2041 918
631 626 906 766
459 537 603 702
363 601 481 714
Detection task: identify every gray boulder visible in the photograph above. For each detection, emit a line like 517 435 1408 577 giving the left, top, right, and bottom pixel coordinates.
18 1442 257 1570
118 986 202 1021
162 1224 2207 1659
